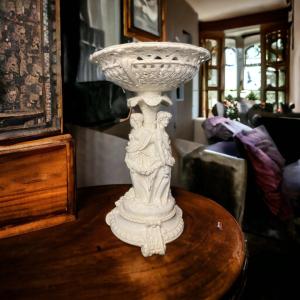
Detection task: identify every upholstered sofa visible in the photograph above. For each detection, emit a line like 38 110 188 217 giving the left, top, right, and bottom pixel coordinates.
182 114 300 237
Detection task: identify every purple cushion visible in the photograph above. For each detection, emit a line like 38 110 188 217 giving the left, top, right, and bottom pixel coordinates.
202 117 232 140
236 126 291 219
202 116 252 141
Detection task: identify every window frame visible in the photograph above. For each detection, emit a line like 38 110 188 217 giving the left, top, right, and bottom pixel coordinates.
261 22 290 111
199 32 224 117
199 7 290 117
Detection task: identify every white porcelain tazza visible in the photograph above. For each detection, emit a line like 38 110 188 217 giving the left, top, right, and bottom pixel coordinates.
90 42 210 256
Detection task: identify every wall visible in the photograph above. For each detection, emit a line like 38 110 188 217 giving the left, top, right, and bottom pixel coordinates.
70 126 131 188
166 0 200 140
290 0 300 112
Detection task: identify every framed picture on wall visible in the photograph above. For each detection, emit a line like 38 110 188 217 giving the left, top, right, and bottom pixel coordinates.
123 0 166 41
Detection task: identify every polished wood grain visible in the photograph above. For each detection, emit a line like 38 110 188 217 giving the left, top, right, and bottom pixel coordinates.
0 134 75 239
0 185 245 300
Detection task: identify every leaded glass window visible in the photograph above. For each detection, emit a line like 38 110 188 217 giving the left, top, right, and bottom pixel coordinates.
225 41 237 94
262 26 289 111
244 44 261 91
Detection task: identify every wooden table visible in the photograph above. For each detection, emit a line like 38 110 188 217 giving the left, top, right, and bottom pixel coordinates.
0 185 245 300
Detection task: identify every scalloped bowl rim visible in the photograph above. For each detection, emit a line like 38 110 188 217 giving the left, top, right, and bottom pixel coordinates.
90 42 211 62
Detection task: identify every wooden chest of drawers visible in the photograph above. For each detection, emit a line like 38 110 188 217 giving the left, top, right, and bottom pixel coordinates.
0 134 76 239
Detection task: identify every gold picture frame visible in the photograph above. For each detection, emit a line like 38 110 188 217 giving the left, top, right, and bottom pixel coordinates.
123 0 166 41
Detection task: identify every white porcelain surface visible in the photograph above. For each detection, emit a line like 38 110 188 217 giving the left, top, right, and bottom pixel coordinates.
90 42 210 93
91 42 210 256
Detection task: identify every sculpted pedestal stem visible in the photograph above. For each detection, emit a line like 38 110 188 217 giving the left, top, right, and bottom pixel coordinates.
90 42 210 256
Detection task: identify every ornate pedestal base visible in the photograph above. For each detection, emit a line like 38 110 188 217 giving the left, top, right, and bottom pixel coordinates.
105 92 184 256
106 189 184 257
90 42 210 257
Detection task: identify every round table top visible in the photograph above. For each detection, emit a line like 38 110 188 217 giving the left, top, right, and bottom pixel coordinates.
0 185 245 300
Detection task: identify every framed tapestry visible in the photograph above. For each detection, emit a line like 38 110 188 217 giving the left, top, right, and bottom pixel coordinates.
0 0 62 142
123 0 166 41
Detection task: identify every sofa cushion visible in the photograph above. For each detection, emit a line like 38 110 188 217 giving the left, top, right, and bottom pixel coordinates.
235 126 291 219
282 160 300 204
255 115 300 164
202 116 252 142
207 141 242 158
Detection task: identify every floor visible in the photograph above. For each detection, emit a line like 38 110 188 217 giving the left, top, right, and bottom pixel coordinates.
241 232 300 300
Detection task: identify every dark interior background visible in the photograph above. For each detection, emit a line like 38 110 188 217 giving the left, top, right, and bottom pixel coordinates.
60 0 130 128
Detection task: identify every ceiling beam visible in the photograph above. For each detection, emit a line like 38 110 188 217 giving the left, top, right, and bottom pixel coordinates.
199 8 289 31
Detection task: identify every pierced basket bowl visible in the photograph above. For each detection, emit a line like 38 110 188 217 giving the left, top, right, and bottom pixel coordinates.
90 42 210 93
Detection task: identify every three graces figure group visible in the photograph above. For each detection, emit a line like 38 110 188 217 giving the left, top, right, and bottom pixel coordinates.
125 111 175 206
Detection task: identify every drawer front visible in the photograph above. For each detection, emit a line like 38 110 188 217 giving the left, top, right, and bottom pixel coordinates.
0 145 68 226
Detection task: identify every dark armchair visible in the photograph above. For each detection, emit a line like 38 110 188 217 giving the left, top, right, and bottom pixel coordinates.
182 114 300 238
182 141 247 224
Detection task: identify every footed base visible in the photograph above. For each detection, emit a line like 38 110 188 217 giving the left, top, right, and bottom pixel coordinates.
106 196 184 257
